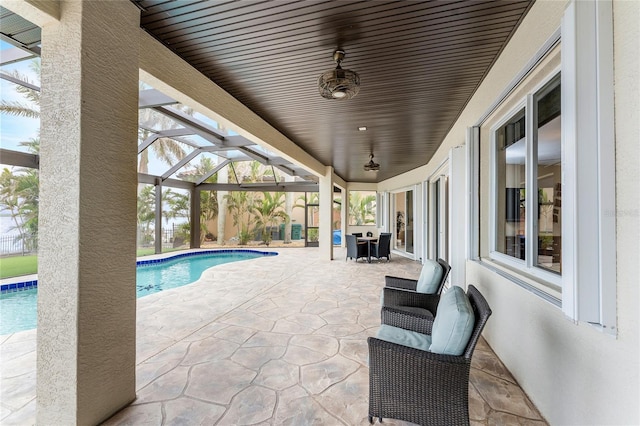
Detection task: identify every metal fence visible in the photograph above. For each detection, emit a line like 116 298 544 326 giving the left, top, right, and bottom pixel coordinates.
0 234 37 256
137 225 188 249
1 225 187 256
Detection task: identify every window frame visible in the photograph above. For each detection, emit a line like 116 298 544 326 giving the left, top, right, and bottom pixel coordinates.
489 71 563 290
561 0 616 332
465 0 616 333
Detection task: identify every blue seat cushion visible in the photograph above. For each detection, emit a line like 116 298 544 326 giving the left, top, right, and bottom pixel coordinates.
429 286 475 356
415 260 443 294
376 324 432 351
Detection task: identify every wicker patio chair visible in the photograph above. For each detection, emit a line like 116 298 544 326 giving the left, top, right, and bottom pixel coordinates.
371 232 392 262
368 285 492 425
380 293 440 334
346 234 368 262
385 258 451 291
380 258 451 333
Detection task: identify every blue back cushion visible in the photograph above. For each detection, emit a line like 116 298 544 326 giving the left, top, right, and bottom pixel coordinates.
415 259 443 294
429 286 475 356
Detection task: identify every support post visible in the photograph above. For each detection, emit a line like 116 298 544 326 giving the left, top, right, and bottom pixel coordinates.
155 178 163 254
191 187 201 248
37 0 140 424
319 166 334 260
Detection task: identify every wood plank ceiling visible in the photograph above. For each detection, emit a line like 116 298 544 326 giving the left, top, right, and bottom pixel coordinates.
134 0 534 183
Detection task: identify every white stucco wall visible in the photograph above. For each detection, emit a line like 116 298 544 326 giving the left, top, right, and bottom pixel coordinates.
379 0 639 424
35 1 140 424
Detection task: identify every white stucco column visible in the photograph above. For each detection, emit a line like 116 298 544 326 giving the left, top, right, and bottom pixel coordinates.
37 1 139 424
340 186 348 248
319 166 334 260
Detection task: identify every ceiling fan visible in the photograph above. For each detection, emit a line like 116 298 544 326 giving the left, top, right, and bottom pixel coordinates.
364 154 380 171
318 49 360 100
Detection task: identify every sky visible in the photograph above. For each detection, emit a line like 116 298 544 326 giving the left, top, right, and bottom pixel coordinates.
1 40 259 185
0 40 40 155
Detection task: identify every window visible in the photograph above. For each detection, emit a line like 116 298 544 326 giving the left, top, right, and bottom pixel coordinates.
491 74 561 284
533 80 561 274
348 190 376 226
477 0 615 331
495 107 526 261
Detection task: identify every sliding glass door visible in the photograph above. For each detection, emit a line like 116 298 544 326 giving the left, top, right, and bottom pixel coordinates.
392 189 414 256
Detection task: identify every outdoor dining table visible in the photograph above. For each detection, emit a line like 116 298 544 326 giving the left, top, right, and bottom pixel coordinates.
357 236 378 263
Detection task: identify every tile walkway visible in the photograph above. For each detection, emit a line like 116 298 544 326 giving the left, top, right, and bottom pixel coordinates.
0 247 547 425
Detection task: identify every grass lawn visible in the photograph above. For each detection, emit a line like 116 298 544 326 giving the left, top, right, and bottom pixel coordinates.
0 255 38 279
0 249 186 279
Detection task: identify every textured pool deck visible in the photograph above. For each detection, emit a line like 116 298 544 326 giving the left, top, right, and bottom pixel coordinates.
0 247 547 425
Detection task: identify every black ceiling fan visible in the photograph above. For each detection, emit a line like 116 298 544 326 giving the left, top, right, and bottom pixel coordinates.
364 154 380 171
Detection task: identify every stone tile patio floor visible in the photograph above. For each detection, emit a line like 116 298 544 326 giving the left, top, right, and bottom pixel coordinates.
1 247 547 425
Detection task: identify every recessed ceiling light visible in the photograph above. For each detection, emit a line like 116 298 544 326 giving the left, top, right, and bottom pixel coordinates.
358 126 367 131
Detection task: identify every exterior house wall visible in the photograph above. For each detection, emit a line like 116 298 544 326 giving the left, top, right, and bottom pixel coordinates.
379 1 639 424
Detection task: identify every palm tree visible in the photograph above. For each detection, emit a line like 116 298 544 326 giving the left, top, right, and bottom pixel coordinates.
0 168 26 245
164 190 190 226
137 104 189 174
177 156 219 242
0 61 40 119
0 62 41 251
164 189 191 244
13 166 39 250
293 192 319 210
225 190 257 245
349 191 376 225
0 136 40 251
283 175 295 243
252 192 288 244
137 185 156 245
217 165 229 245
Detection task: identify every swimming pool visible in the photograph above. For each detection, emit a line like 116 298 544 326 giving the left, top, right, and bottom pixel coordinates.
0 250 276 335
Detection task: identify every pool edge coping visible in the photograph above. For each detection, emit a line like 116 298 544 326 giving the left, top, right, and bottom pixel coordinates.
0 248 278 294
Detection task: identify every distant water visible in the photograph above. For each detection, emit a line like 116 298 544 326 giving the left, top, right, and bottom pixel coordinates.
0 214 17 234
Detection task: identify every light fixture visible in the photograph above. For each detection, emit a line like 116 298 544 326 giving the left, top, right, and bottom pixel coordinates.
358 126 367 131
364 153 380 171
318 50 360 100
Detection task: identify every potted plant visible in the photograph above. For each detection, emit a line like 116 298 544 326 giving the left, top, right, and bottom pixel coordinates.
396 211 405 239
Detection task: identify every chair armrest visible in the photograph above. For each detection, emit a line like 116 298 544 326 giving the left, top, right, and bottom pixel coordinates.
382 287 440 312
384 275 418 290
381 306 434 334
368 336 470 366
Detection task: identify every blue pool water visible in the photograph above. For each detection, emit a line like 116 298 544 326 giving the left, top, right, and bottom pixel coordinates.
0 250 275 335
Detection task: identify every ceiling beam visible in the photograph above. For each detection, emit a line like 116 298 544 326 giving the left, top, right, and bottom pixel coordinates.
198 182 319 192
0 70 40 92
161 149 202 180
195 160 230 185
139 88 178 108
0 45 37 67
0 148 39 169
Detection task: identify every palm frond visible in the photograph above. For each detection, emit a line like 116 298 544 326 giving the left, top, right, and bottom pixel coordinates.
0 101 39 118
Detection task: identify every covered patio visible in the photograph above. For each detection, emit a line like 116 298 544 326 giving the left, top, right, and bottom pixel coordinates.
2 247 545 425
0 0 637 424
